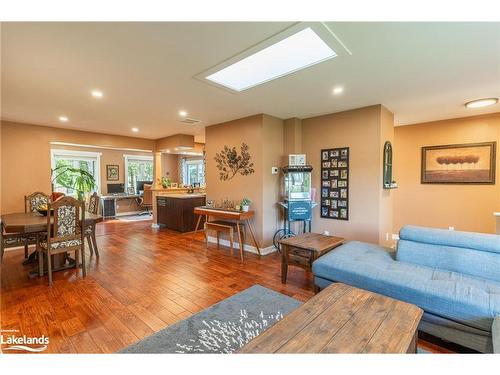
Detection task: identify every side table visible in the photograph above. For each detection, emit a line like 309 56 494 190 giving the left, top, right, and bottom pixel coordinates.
278 232 344 292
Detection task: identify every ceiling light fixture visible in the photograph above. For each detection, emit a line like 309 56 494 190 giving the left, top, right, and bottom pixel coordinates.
179 110 188 117
59 116 69 122
465 98 498 109
205 27 337 92
333 86 344 95
131 127 139 132
91 90 104 98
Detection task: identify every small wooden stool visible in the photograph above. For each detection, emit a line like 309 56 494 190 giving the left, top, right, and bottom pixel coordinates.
204 220 246 261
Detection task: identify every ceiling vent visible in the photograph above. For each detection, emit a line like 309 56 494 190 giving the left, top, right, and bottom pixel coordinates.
179 117 202 125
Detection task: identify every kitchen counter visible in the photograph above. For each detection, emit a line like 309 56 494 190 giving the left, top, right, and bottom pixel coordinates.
158 193 206 199
157 194 206 232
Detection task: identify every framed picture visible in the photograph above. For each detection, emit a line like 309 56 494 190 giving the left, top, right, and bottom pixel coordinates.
170 183 178 188
107 165 119 181
320 147 349 220
421 142 496 184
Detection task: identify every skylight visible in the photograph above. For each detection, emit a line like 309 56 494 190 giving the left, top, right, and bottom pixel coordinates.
205 27 337 92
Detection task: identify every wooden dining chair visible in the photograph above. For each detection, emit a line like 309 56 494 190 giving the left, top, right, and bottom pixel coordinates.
38 196 86 286
85 192 100 256
25 192 50 212
1 220 26 263
24 192 51 259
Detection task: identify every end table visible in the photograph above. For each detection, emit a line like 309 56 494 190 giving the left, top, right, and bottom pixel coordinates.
278 232 344 291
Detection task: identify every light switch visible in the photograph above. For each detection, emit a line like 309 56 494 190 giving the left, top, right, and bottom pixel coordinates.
271 167 279 174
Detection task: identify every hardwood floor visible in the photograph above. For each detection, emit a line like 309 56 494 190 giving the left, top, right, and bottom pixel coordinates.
1 219 453 353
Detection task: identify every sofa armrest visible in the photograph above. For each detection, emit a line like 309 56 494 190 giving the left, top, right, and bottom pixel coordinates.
493 317 500 353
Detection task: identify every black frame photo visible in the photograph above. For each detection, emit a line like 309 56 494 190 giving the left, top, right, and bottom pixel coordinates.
320 147 349 220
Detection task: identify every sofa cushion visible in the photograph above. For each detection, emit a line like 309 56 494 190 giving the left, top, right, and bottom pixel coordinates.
399 225 500 254
397 239 500 283
397 226 500 283
312 241 500 331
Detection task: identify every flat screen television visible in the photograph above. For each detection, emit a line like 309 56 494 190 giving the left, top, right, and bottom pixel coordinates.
107 183 125 194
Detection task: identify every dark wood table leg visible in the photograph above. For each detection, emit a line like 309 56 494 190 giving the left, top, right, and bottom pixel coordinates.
236 221 244 262
91 224 99 256
281 244 288 283
245 219 261 256
192 214 202 242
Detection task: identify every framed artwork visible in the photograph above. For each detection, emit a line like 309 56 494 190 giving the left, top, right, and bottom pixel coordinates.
107 165 119 181
320 147 349 220
421 142 496 184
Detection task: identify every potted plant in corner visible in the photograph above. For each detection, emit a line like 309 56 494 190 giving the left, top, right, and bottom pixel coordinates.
240 198 252 212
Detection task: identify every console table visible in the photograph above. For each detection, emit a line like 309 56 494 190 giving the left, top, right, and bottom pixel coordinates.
193 206 261 258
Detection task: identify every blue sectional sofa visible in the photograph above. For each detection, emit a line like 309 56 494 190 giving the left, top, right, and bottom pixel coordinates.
312 225 500 353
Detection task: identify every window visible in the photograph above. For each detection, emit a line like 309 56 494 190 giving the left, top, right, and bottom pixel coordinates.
51 149 101 195
205 27 337 91
124 155 154 193
182 158 205 186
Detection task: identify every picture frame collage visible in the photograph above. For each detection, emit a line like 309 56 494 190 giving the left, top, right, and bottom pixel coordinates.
320 147 349 220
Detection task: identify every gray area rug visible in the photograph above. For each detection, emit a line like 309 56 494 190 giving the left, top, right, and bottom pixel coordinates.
120 284 301 353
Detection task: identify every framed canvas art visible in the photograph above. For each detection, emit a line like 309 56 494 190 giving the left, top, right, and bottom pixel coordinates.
107 165 119 181
421 142 496 184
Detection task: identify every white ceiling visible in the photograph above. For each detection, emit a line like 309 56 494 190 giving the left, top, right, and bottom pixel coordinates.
2 22 499 142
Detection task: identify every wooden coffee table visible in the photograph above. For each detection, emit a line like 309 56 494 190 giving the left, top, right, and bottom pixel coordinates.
239 283 423 353
279 233 344 287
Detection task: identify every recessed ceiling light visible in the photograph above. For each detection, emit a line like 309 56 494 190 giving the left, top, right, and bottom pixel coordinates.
59 116 68 122
131 127 139 133
91 90 104 98
179 110 188 117
465 98 498 109
333 87 344 95
205 27 337 92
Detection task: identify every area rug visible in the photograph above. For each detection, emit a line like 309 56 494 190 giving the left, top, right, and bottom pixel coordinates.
120 285 301 354
118 214 152 222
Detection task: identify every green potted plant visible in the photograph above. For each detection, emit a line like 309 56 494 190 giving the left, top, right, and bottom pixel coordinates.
51 163 96 201
240 197 252 212
161 176 171 189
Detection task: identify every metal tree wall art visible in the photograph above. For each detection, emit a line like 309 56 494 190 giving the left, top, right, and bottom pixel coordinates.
214 143 255 181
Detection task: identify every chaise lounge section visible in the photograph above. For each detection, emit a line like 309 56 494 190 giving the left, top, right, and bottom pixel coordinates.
312 225 500 353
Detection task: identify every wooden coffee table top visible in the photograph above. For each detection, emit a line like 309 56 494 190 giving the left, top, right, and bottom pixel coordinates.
278 232 344 253
239 283 423 353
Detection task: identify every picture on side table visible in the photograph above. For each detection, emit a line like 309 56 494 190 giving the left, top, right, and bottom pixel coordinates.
421 142 496 184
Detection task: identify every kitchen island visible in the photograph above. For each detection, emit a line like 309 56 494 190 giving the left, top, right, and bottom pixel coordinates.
156 193 206 232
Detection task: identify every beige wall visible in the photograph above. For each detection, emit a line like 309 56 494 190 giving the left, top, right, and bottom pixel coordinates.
302 105 393 244
161 153 180 183
283 117 302 160
379 106 395 245
1 121 155 214
262 115 284 246
393 113 500 234
205 115 266 245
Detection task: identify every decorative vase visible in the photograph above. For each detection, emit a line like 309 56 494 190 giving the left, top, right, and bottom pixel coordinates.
242 205 249 212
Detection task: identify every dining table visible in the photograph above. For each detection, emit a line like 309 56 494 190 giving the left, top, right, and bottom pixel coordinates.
1 211 103 278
